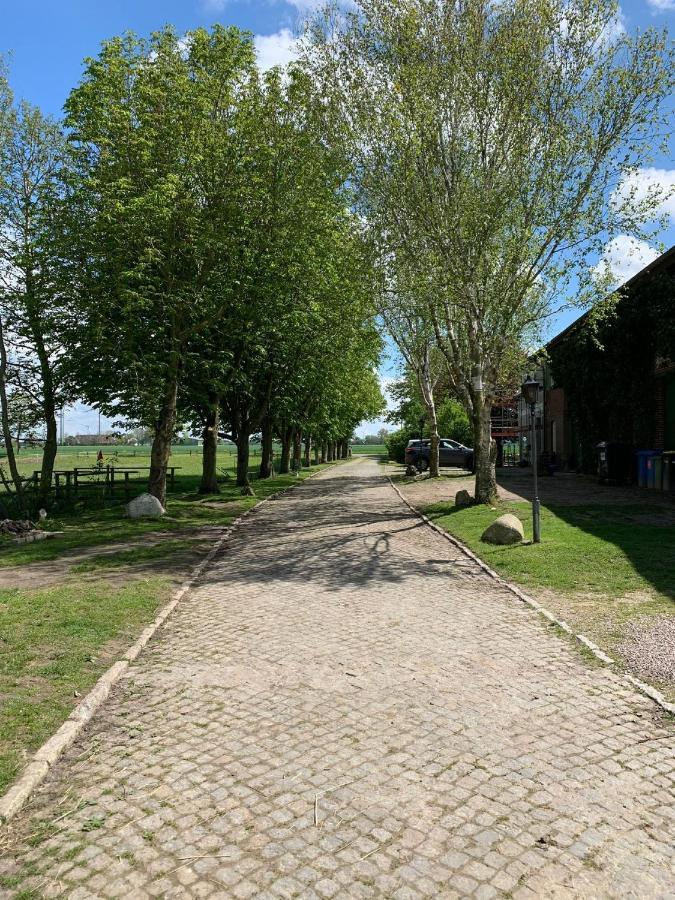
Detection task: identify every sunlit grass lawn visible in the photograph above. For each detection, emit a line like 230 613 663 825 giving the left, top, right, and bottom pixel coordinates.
11 442 248 480
425 498 675 699
351 444 387 455
0 459 340 796
0 579 168 796
424 500 675 601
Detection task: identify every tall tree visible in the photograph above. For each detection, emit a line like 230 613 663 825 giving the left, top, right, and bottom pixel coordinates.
308 0 674 502
64 26 258 505
375 257 444 475
0 103 73 506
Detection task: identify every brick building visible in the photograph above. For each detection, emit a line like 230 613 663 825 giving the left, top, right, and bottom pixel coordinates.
517 245 675 475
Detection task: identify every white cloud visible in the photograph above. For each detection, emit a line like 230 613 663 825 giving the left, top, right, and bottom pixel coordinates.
254 29 299 70
602 9 626 42
647 0 675 11
285 0 325 9
202 0 324 12
593 235 660 286
612 167 675 221
559 6 625 46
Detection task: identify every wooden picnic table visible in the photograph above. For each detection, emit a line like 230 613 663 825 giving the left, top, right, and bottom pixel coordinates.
28 464 183 498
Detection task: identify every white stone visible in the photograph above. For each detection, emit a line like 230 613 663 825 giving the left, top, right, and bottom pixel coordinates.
126 493 166 519
481 513 524 545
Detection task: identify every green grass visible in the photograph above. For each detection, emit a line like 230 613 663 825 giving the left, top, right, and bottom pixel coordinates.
424 500 675 600
0 459 341 796
7 442 240 480
351 444 387 455
425 498 675 698
0 578 168 794
0 461 337 568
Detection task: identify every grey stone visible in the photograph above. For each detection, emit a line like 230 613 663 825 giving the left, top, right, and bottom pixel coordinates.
481 513 524 545
455 489 473 508
126 492 166 519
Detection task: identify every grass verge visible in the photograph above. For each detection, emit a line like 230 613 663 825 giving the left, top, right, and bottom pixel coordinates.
0 461 339 796
423 497 675 698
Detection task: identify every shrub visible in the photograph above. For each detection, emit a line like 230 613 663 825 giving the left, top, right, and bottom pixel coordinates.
385 428 415 463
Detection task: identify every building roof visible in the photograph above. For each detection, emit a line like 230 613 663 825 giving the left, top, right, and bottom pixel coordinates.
546 244 675 350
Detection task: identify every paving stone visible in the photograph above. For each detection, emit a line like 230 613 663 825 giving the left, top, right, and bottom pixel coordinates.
0 460 673 897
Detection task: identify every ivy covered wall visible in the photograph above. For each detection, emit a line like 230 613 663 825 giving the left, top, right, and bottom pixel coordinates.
547 271 674 473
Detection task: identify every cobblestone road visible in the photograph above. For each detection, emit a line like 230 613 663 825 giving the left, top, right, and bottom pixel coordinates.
1 459 674 899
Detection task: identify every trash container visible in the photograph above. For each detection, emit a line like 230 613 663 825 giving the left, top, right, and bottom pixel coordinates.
597 442 633 484
646 451 662 489
636 450 659 488
652 454 664 490
663 451 675 493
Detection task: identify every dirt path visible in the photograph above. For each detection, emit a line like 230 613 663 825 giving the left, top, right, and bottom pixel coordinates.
1 459 673 898
0 527 227 592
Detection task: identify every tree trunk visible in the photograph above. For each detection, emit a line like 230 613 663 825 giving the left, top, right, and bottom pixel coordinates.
320 442 327 464
292 429 302 472
418 350 440 477
148 368 179 506
236 427 250 488
0 316 25 508
279 425 292 474
473 400 497 503
199 401 219 494
429 427 440 478
314 444 319 465
27 306 58 507
40 414 58 507
303 434 312 467
259 416 274 479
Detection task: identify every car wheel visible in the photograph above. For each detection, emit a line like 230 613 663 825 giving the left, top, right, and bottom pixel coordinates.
417 457 429 472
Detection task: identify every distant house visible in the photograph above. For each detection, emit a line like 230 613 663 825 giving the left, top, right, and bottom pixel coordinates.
518 246 675 476
64 433 116 446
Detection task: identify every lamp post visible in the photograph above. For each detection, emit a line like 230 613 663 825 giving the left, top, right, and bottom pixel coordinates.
521 377 541 544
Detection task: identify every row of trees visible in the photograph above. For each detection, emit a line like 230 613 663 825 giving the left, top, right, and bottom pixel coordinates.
0 27 384 509
306 0 674 501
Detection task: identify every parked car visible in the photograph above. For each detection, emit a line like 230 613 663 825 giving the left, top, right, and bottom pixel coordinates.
405 438 474 472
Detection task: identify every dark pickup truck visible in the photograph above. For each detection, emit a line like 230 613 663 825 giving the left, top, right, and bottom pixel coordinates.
405 438 474 472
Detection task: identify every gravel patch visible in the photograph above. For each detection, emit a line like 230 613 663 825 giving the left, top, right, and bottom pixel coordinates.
619 616 675 683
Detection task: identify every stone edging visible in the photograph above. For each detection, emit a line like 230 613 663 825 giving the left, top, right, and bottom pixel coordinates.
387 475 675 717
0 463 337 826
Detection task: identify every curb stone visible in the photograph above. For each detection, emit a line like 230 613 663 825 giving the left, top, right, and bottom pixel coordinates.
387 474 675 717
0 462 342 826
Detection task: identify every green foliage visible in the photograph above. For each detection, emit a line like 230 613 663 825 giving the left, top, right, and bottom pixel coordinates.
385 428 415 463
437 399 473 447
63 26 259 425
309 0 674 500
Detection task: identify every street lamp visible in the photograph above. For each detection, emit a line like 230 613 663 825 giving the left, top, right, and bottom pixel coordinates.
521 377 541 543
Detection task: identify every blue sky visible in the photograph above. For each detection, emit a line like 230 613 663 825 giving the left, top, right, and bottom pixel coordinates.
2 0 673 435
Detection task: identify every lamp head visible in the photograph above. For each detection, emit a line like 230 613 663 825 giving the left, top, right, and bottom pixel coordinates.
521 377 540 406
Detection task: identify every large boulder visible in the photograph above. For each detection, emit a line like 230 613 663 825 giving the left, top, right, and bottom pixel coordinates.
126 492 166 519
481 513 524 545
455 489 473 508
